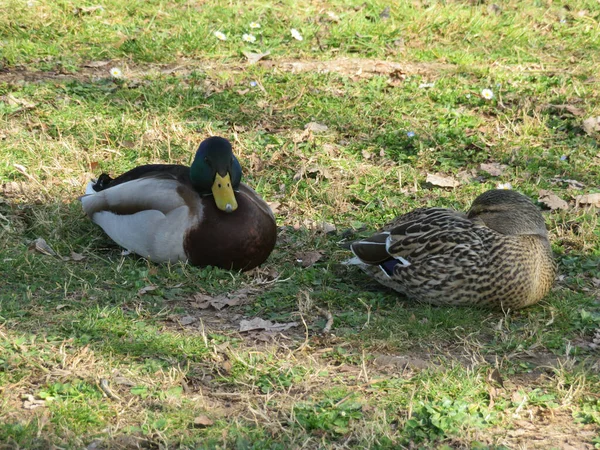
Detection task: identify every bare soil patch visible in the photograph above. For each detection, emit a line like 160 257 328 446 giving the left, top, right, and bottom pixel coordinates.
0 57 451 85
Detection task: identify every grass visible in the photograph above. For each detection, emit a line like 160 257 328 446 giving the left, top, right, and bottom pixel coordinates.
1 0 600 448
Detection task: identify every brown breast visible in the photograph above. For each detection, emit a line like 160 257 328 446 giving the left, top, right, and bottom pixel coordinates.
183 186 277 271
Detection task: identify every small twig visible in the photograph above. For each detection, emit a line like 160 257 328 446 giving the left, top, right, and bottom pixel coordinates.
210 392 245 399
293 312 311 354
360 349 369 383
317 307 334 334
358 298 371 329
98 378 120 401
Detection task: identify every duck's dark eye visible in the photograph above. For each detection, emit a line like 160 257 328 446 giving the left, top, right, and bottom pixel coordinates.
218 183 222 188
227 183 230 187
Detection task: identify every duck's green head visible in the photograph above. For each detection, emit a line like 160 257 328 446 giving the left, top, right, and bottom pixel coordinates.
190 136 242 213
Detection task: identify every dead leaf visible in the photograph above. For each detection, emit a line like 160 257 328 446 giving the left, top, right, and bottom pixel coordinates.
179 316 197 326
486 368 505 387
70 251 86 261
239 317 298 332
319 222 336 234
1 94 37 110
243 50 271 64
138 285 158 295
83 60 110 68
28 238 57 256
112 376 136 386
193 415 214 428
538 190 569 210
295 250 323 267
387 68 407 86
190 288 255 311
267 201 280 214
304 122 328 133
379 6 390 20
575 193 600 208
361 150 372 159
550 177 585 190
293 166 306 181
426 173 460 188
306 165 333 179
479 162 507 177
120 140 135 149
547 104 584 116
487 3 502 15
22 395 46 410
73 5 104 15
582 116 600 135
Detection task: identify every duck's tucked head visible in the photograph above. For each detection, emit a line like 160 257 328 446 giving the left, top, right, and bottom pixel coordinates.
467 189 548 237
190 136 242 213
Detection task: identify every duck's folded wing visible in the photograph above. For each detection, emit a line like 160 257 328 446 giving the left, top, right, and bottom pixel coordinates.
91 206 191 262
386 228 487 276
81 178 189 217
350 231 390 264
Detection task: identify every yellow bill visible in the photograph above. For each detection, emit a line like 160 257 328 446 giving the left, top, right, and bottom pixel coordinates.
212 173 238 213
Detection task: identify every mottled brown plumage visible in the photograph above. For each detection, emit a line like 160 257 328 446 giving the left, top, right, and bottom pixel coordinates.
349 190 556 309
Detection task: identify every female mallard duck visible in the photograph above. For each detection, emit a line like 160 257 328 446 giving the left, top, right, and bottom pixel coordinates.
81 136 277 271
348 189 556 310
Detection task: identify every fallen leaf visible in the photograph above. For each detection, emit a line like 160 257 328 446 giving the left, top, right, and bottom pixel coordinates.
70 251 86 261
138 285 158 295
487 3 502 15
239 317 298 332
83 60 110 68
267 201 280 214
379 6 390 20
361 150 372 159
582 116 600 135
293 166 306 181
426 173 460 188
193 415 214 428
22 395 46 410
28 238 57 256
486 368 505 387
575 193 600 208
73 5 104 15
179 316 197 326
550 177 585 190
547 104 584 116
304 122 328 133
242 50 270 64
295 250 323 267
112 376 136 386
1 94 37 110
387 68 407 86
318 222 336 234
306 165 333 179
120 140 135 149
538 190 569 210
479 162 507 177
190 288 255 311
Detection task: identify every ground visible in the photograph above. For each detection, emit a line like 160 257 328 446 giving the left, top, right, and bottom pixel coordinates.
1 0 600 449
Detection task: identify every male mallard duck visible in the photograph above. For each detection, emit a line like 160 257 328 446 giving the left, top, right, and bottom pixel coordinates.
81 136 277 271
348 189 556 310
